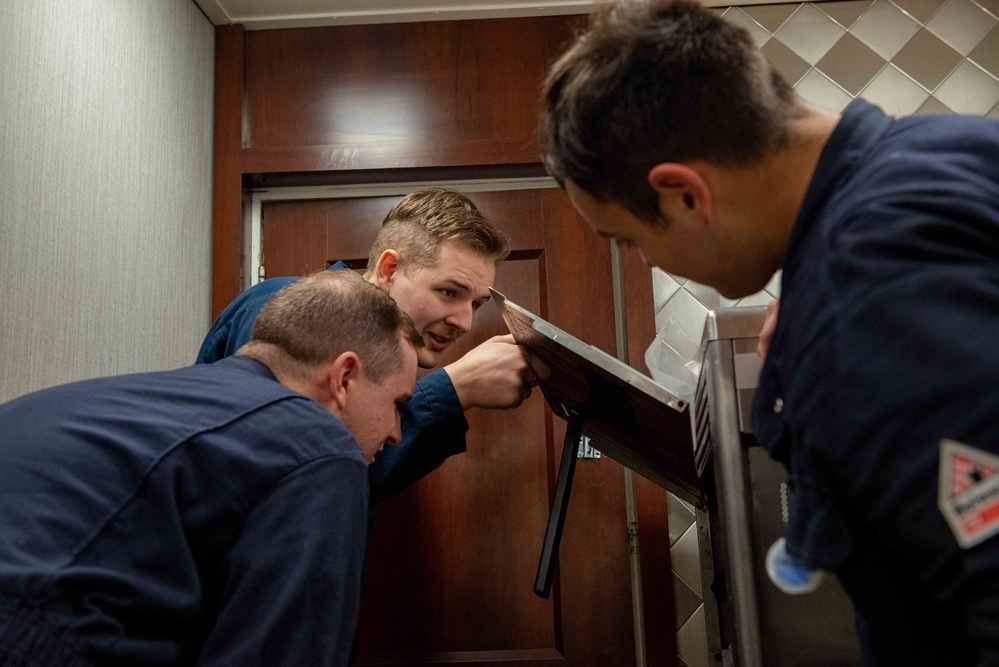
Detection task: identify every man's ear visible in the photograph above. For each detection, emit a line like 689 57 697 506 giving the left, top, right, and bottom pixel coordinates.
647 163 714 225
371 249 403 293
328 351 361 410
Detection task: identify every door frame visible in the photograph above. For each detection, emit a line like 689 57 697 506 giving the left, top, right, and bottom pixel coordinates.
246 177 558 290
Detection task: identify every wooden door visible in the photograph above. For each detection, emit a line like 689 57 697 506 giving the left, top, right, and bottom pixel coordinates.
261 188 676 666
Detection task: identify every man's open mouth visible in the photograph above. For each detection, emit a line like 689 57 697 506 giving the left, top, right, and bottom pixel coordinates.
427 332 451 351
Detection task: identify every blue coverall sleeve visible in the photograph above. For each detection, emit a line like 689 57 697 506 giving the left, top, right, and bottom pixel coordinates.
830 278 999 664
816 207 999 664
196 278 298 365
195 456 369 667
368 368 469 506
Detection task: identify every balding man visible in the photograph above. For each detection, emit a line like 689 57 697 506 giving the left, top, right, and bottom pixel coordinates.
0 270 420 666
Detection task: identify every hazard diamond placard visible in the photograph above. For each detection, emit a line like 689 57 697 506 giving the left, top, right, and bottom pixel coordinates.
939 439 999 549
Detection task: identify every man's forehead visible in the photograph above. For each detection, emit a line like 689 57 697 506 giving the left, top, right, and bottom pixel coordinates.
438 239 495 262
414 245 495 285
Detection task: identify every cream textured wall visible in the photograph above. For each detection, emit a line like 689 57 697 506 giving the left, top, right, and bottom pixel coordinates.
0 0 214 402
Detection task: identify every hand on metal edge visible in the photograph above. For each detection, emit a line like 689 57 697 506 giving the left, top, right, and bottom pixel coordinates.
757 298 779 361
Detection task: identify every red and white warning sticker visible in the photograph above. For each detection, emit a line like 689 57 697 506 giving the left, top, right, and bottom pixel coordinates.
939 439 999 549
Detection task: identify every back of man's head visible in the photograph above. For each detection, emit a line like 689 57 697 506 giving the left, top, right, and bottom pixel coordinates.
366 187 510 273
540 0 805 224
246 270 423 382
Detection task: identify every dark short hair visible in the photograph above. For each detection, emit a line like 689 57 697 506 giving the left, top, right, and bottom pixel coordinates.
250 270 423 382
367 187 510 272
540 0 804 224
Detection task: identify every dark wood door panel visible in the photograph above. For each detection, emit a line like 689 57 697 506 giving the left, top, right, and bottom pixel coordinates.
356 258 559 662
244 17 582 169
537 193 637 665
261 200 328 278
261 189 547 281
262 197 390 278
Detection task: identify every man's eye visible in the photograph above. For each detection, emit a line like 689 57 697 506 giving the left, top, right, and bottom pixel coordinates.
440 289 456 298
471 301 482 311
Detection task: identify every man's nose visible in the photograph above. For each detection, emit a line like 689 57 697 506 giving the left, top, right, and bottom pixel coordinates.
444 302 474 334
385 413 402 447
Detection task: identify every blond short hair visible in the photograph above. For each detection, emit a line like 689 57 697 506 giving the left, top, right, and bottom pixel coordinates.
367 187 510 273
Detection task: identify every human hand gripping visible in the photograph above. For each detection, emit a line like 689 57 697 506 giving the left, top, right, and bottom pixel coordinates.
445 334 550 410
757 299 779 361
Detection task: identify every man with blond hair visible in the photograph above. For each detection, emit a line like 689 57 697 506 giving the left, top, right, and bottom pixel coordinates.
199 187 541 505
540 0 999 663
0 270 420 666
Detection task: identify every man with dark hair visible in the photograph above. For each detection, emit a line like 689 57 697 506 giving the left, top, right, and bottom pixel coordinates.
541 1 999 664
0 270 421 666
199 186 541 505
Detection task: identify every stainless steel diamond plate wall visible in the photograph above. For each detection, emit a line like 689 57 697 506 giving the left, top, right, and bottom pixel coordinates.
658 2 998 664
745 0 999 115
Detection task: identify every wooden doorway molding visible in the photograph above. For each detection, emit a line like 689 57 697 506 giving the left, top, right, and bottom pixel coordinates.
246 179 557 289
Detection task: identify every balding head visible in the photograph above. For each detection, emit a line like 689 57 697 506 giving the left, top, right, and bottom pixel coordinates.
242 270 423 383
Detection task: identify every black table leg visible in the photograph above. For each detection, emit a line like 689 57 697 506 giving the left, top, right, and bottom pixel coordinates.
534 410 585 598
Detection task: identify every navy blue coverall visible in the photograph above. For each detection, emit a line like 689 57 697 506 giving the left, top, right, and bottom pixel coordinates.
754 99 999 665
0 356 368 665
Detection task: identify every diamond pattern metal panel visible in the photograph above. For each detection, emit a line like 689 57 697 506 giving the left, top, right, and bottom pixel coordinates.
818 33 888 94
916 95 956 113
894 0 947 22
672 522 703 596
926 0 998 55
743 3 800 31
762 38 812 85
796 68 855 111
684 280 722 312
862 64 931 114
655 286 709 346
726 7 774 47
777 4 847 64
935 60 999 113
765 271 782 299
677 605 710 667
893 27 964 89
819 0 876 28
652 268 682 313
850 0 921 58
668 490 696 546
977 0 999 19
672 573 703 629
970 25 999 78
